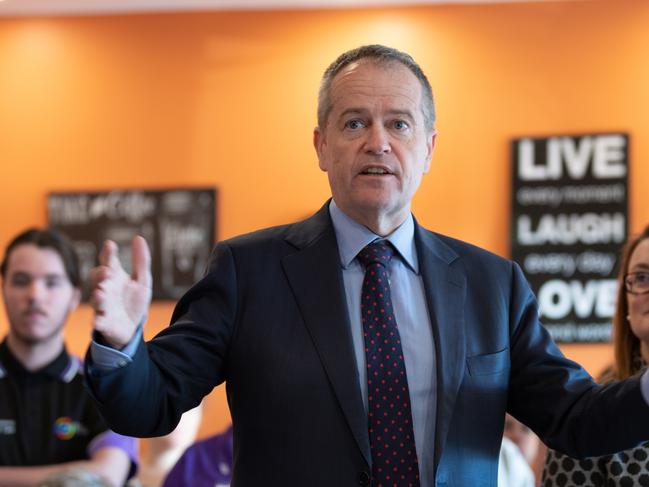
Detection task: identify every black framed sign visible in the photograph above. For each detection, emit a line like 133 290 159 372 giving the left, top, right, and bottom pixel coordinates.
48 188 217 301
511 134 628 343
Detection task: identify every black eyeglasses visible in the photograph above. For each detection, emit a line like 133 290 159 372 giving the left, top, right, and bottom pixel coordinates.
624 271 649 295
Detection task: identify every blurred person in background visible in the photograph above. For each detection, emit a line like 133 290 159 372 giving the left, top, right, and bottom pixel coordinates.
0 228 137 486
499 434 535 487
501 414 547 486
38 468 112 487
543 225 649 486
130 404 203 487
162 423 233 487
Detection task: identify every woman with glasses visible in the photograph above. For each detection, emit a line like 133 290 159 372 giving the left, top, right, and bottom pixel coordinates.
542 225 649 486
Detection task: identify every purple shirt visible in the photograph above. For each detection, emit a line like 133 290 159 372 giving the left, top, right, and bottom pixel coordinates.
162 426 233 487
88 430 139 479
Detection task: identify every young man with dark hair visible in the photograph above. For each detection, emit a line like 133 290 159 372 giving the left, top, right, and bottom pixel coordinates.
0 228 137 486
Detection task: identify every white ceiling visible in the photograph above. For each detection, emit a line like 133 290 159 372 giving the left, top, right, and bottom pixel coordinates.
0 0 566 16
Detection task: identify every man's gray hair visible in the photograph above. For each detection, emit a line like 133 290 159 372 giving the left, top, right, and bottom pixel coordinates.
317 45 436 132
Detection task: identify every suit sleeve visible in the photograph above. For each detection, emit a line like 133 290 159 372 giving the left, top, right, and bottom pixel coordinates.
506 262 649 458
85 241 238 437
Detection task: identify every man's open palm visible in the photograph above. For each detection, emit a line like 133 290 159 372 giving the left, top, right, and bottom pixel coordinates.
89 236 152 349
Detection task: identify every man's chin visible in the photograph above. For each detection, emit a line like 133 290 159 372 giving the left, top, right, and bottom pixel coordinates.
357 198 404 217
12 325 62 346
348 189 394 208
13 331 45 345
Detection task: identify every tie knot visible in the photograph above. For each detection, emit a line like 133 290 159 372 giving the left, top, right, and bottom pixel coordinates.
357 240 394 268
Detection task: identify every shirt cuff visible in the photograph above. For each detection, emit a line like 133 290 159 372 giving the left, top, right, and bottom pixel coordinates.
89 326 143 372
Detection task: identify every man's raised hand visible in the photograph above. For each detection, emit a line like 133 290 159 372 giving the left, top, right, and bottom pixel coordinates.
89 236 153 349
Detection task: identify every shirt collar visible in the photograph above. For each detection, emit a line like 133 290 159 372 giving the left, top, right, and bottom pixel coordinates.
329 199 419 273
0 339 77 382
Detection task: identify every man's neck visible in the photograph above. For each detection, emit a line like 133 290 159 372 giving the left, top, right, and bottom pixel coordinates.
343 208 409 237
6 333 64 372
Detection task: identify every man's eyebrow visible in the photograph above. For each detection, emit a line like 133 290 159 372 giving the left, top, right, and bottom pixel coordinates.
44 273 65 279
338 107 368 118
7 270 31 281
337 108 416 119
9 270 65 279
386 109 416 119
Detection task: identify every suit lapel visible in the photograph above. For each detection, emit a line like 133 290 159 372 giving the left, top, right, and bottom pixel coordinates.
282 204 371 466
415 226 467 471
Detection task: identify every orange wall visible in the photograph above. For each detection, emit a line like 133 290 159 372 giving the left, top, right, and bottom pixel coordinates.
1 0 648 438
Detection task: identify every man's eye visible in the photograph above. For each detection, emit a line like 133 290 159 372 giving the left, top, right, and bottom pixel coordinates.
10 274 30 287
45 277 63 288
393 120 409 130
345 120 365 130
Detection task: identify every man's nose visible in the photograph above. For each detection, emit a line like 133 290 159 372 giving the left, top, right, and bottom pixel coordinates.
364 124 391 155
27 281 45 301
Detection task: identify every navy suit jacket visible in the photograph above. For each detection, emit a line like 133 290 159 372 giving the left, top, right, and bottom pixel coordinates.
86 202 649 486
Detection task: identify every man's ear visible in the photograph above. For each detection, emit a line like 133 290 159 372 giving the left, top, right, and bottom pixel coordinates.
423 130 437 173
313 126 328 172
69 287 82 312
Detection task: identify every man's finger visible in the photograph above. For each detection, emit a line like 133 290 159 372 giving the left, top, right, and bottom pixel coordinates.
88 266 109 290
98 240 122 270
131 235 152 287
89 288 106 316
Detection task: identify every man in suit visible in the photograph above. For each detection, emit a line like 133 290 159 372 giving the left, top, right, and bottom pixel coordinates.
84 45 649 486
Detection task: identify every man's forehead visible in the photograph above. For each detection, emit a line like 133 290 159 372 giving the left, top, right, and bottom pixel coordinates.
336 57 405 76
328 60 422 113
5 244 67 275
333 58 414 83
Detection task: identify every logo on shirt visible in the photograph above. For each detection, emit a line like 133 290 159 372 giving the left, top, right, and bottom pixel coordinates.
53 416 82 440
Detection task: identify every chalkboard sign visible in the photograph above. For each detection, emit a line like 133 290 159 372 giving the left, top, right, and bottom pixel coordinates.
47 188 217 301
511 134 628 343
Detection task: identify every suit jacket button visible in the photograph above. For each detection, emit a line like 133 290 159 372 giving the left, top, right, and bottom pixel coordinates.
358 471 370 485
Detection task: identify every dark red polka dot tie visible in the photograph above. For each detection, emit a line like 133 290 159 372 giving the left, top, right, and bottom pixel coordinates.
357 241 420 487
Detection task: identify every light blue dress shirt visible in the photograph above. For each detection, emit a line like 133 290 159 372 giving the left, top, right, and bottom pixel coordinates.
329 199 436 487
91 327 141 370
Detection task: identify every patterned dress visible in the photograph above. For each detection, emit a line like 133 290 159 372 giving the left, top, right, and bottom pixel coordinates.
543 443 649 486
542 360 649 487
